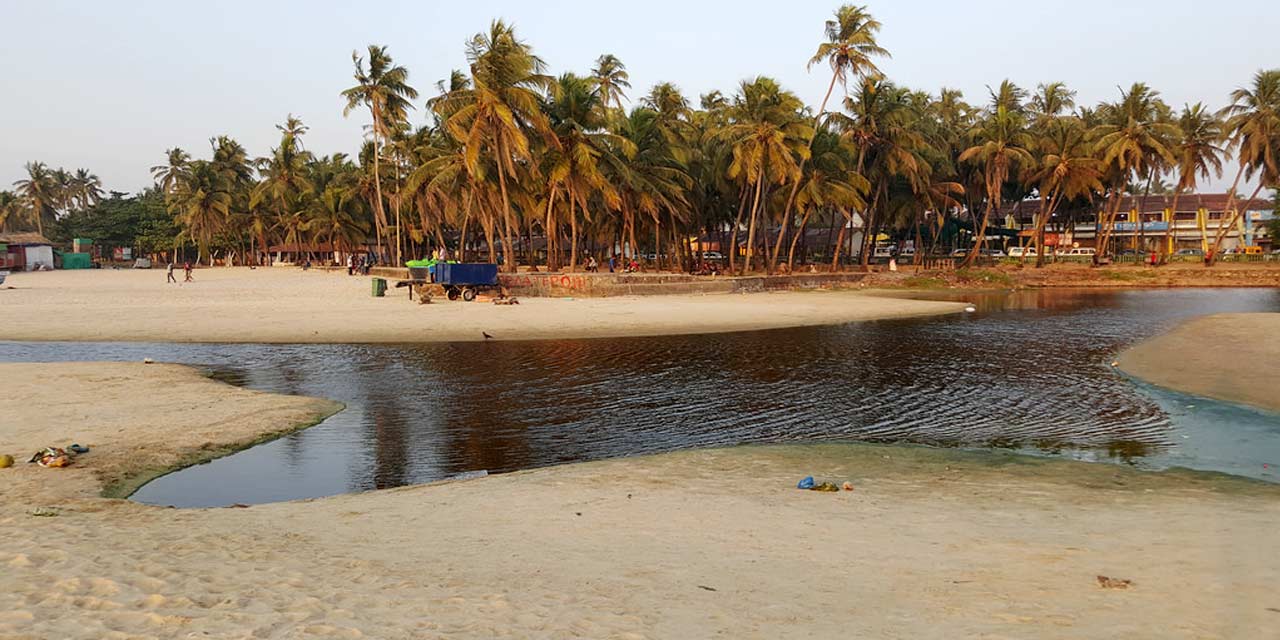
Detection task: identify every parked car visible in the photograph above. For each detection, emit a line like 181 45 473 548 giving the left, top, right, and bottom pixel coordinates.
872 246 895 259
700 251 726 261
1007 247 1038 258
1174 249 1204 256
1062 248 1096 256
980 249 1007 258
949 248 970 257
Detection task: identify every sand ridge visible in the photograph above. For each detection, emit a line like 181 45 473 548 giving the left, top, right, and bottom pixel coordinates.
1116 312 1280 413
0 267 967 344
1 362 1278 638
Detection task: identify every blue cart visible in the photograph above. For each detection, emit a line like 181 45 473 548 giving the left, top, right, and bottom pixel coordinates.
435 263 500 301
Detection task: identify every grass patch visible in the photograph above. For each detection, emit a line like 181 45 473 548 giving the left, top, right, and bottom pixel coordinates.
955 268 1014 287
901 275 948 289
1101 269 1158 282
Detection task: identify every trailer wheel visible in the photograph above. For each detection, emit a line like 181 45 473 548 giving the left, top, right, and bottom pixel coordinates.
447 287 460 301
462 287 477 302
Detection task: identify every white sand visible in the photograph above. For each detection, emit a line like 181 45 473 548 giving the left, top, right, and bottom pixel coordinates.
1117 313 1280 413
2 362 1278 638
0 268 966 343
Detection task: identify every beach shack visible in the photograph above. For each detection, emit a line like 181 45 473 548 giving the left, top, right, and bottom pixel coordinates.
0 232 55 271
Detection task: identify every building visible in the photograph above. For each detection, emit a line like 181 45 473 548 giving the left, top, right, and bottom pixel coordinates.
1003 194 1275 253
0 232 55 271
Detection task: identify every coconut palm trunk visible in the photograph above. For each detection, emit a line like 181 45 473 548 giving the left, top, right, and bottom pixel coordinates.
771 70 841 273
831 210 849 271
787 206 815 270
742 175 766 275
1207 181 1265 265
727 186 749 273
1161 189 1184 261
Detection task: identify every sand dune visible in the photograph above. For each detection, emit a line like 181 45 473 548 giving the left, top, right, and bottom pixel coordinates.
1 362 1277 638
0 267 966 343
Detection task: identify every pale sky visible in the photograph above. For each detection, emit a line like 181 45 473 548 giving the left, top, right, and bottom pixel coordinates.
1 0 1276 193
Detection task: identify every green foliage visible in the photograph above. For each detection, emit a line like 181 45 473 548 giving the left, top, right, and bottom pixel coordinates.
51 189 175 254
901 275 946 288
955 268 1013 287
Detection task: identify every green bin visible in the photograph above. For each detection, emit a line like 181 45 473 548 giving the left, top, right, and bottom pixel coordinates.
372 277 387 297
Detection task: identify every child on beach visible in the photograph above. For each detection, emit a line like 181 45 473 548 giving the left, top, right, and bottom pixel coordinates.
183 262 193 282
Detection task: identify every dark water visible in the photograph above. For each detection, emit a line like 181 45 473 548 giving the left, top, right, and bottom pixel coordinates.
2 288 1278 507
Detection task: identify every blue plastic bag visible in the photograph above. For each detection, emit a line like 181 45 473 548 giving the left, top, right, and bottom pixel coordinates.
796 476 815 490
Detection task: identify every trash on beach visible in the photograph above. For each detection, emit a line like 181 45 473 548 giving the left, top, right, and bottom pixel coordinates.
842 481 854 491
964 306 976 313
449 470 489 482
0 454 14 468
811 482 841 492
143 358 154 364
494 297 519 305
29 507 60 517
68 444 89 454
29 447 73 468
796 476 815 490
1096 575 1133 589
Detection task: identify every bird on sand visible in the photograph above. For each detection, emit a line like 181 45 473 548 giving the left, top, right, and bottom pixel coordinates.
483 332 494 340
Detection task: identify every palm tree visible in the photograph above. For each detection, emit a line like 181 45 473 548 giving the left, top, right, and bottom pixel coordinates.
1161 103 1224 258
718 77 811 274
604 107 691 266
774 4 888 271
1023 117 1103 267
1208 69 1280 264
12 162 58 237
0 190 21 232
70 169 103 211
591 54 631 112
442 20 552 272
341 45 418 265
171 161 231 265
1092 83 1176 260
958 90 1034 268
543 73 627 270
785 125 869 269
831 80 925 267
152 148 191 196
253 115 316 261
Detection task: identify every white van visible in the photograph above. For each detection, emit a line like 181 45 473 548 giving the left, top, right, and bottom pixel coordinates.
1062 248 1096 256
1007 247 1038 258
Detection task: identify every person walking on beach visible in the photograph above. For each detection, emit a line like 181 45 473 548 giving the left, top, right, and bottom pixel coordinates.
166 262 176 283
183 261 193 282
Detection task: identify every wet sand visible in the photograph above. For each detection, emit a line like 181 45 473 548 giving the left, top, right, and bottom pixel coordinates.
2 362 1277 638
0 268 966 343
1116 312 1280 413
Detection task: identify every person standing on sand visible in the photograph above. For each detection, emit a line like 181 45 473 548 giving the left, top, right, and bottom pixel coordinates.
183 261 193 282
166 262 176 283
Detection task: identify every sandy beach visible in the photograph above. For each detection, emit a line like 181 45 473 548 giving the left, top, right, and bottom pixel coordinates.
1116 312 1280 413
0 268 966 343
2 362 1278 638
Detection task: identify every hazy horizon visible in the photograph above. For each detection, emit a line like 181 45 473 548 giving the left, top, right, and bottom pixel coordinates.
2 0 1276 194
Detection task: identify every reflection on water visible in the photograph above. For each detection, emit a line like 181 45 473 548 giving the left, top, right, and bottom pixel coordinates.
1 288 1277 506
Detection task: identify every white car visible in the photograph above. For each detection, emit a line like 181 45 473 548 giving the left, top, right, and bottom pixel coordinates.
700 251 726 261
1007 247 1038 258
1062 248 1096 256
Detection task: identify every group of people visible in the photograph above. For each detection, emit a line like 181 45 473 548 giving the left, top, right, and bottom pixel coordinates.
165 261 193 283
346 254 376 276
